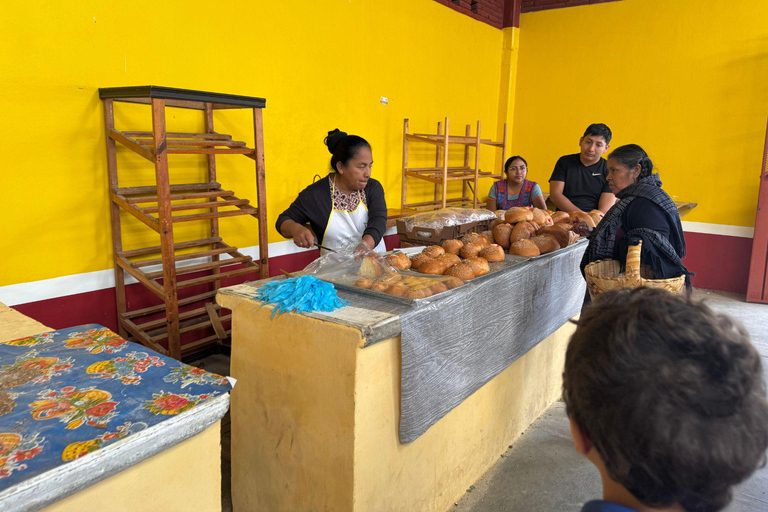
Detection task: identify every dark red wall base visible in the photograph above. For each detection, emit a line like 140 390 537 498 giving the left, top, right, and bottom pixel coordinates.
12 232 749 337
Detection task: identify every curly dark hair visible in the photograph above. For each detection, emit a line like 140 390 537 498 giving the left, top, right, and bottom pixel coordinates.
563 287 768 512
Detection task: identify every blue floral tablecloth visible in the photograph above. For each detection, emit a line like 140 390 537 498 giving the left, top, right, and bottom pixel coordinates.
0 324 231 490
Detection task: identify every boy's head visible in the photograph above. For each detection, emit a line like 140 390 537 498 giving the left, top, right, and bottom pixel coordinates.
579 123 612 165
563 287 768 512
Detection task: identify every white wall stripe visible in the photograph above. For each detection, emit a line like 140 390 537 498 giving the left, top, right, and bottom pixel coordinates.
0 227 398 307
680 221 754 238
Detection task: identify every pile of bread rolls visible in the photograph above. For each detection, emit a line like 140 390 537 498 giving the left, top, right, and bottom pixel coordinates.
354 256 463 299
490 207 600 258
385 231 506 280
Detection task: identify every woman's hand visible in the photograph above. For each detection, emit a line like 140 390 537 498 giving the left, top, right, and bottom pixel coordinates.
291 225 315 249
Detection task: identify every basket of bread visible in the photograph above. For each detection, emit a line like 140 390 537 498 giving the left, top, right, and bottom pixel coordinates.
583 240 686 300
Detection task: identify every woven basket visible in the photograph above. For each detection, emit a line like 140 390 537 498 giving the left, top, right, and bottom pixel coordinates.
584 241 686 301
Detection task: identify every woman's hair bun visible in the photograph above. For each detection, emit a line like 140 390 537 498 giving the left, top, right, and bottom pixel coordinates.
324 129 348 154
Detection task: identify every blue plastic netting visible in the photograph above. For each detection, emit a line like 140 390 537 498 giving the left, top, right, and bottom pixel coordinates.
254 275 349 318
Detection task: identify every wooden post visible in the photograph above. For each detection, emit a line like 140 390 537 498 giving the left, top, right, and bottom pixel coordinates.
204 103 221 296
473 120 481 208
402 119 409 210
103 99 128 339
501 123 508 179
463 124 471 203
442 117 449 208
435 121 443 204
253 108 269 279
151 98 181 359
747 117 768 303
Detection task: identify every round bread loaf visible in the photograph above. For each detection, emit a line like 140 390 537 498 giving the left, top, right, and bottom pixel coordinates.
377 273 402 285
459 241 484 259
354 277 373 289
529 221 540 231
551 211 570 224
588 209 604 226
465 256 490 277
430 282 448 294
541 213 554 226
531 234 561 254
569 211 596 228
478 244 505 262
493 223 513 249
554 222 573 231
544 209 555 217
385 252 411 270
405 288 432 299
411 253 433 269
495 209 506 220
568 231 580 245
510 221 536 243
387 284 409 296
438 253 461 267
480 230 495 245
442 276 465 289
461 232 485 246
442 239 464 255
475 233 491 248
505 207 534 224
445 262 475 280
509 239 540 257
536 225 570 249
422 245 445 258
371 282 390 292
491 218 505 229
531 208 547 225
418 258 449 275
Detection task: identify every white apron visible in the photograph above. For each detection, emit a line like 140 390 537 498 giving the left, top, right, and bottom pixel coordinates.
322 177 386 255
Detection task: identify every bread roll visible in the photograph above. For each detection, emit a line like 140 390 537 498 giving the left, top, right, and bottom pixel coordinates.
422 245 445 258
510 239 540 257
371 282 390 292
505 207 534 224
465 256 490 277
554 222 573 232
445 262 475 280
442 239 464 255
438 253 461 267
459 241 484 259
358 256 382 278
411 253 433 269
551 211 570 224
480 230 495 246
588 209 604 226
493 223 513 249
377 272 402 285
461 232 485 246
531 208 547 225
541 213 554 226
442 276 465 289
385 252 411 270
405 288 432 299
569 211 596 228
479 244 505 262
495 209 507 220
387 284 409 296
429 282 448 295
491 218 505 229
536 225 570 249
354 277 373 289
418 258 449 275
568 231 580 245
531 234 561 254
510 221 536 243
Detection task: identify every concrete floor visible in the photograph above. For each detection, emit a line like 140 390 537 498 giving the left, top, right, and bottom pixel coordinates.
199 289 768 512
454 289 768 512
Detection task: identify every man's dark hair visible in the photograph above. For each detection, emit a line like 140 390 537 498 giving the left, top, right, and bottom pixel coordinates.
563 287 768 512
583 123 612 145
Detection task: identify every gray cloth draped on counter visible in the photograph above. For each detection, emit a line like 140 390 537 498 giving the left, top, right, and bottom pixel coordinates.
399 242 587 443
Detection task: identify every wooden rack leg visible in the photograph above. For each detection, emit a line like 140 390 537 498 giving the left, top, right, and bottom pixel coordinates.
151 98 182 360
204 103 221 301
462 124 471 203
253 108 269 279
104 99 128 339
473 120 481 208
501 123 508 179
402 119 409 211
435 121 442 204
442 117 449 209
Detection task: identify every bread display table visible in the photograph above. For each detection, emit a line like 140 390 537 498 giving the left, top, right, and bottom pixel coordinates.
0 318 231 512
218 242 587 512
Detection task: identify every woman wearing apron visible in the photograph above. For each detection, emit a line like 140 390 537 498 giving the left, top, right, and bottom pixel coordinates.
486 156 548 211
276 129 388 255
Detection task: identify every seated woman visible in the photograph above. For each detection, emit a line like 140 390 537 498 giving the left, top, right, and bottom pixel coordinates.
581 144 690 286
276 129 387 255
486 156 547 211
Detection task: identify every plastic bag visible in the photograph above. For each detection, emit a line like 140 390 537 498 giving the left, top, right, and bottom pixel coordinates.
402 208 497 232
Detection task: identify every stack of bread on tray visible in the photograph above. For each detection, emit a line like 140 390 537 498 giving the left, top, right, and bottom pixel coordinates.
353 254 464 299
384 207 602 280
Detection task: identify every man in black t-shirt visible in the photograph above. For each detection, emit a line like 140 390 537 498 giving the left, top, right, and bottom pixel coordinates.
549 123 616 213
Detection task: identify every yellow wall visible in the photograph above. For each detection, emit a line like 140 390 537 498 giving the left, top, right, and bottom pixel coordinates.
0 0 505 287
512 0 768 227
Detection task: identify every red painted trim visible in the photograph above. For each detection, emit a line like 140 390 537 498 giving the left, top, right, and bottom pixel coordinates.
521 0 624 14
684 232 752 295
503 0 522 27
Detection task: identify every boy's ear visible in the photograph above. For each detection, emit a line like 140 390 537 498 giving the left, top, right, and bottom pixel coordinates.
569 417 593 456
